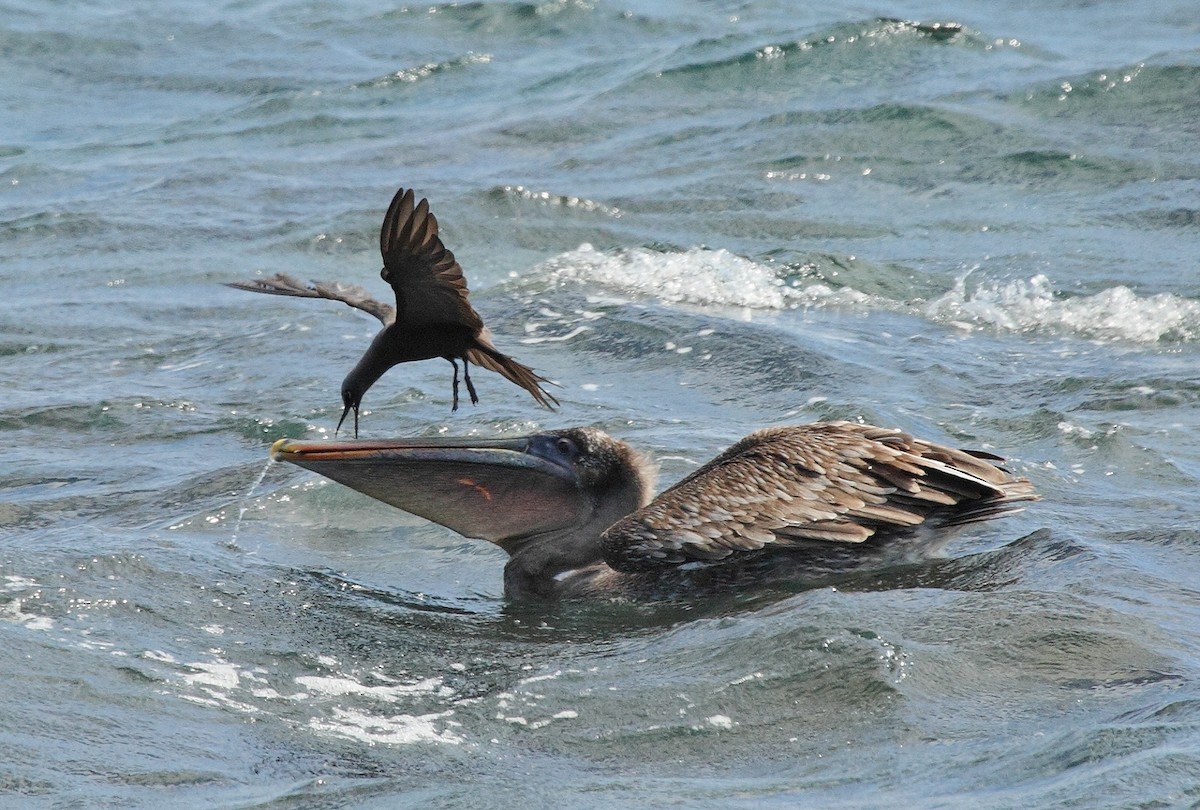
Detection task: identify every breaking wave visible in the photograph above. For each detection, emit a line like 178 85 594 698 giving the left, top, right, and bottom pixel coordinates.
540 243 871 310
537 245 1200 344
924 274 1200 343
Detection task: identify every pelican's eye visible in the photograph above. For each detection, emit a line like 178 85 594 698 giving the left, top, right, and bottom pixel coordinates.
528 434 583 468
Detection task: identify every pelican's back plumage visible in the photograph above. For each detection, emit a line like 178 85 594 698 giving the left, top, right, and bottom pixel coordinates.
600 422 1036 572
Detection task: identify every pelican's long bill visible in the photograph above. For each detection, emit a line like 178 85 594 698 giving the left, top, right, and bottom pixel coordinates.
270 435 588 547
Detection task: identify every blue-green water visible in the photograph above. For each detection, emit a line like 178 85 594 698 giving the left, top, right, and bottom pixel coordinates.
4 1 1200 806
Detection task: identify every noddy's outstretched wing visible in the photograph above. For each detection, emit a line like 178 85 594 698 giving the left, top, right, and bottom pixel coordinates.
379 187 484 332
601 422 1037 572
225 273 395 326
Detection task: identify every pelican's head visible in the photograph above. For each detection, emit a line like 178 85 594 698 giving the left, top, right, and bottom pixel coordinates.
270 427 655 554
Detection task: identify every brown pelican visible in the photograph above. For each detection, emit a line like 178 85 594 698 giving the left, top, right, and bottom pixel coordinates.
271 422 1037 600
227 186 558 436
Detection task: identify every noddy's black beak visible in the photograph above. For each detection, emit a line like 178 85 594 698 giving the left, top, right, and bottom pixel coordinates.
335 402 357 438
336 383 364 438
270 435 589 546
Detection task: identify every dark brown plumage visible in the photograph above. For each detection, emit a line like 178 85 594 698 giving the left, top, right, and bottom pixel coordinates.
597 423 1032 571
271 421 1038 600
227 186 558 435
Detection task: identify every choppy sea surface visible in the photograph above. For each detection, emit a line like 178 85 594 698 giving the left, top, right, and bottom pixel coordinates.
4 0 1200 806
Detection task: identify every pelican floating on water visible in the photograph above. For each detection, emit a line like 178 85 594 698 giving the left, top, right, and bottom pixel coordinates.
227 186 558 437
271 422 1036 600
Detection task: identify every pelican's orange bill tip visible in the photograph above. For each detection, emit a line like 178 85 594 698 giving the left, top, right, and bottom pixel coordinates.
270 438 372 461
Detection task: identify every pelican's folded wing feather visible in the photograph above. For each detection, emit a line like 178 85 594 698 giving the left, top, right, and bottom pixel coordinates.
600 422 1036 571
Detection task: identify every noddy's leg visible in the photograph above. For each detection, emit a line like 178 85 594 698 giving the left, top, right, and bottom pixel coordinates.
449 358 461 412
462 358 479 406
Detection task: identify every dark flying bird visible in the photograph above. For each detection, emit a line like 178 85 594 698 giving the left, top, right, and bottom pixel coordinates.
227 186 558 436
271 421 1037 601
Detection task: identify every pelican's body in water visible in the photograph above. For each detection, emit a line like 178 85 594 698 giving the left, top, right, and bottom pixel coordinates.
272 422 1037 601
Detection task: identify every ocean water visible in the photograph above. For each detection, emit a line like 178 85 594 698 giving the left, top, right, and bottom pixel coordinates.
3 0 1200 806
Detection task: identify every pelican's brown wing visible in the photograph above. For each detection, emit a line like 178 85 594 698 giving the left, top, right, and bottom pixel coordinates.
600 422 1037 572
379 187 484 332
225 272 395 325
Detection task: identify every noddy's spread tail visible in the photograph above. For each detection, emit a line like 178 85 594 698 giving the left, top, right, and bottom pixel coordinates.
271 422 1037 601
227 186 558 435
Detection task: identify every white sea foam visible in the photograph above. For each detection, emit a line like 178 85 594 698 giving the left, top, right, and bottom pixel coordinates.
181 660 246 692
309 707 463 745
293 674 455 701
540 245 1200 344
149 650 465 746
925 274 1200 343
1 576 53 631
3 575 39 592
1 598 53 631
541 243 868 310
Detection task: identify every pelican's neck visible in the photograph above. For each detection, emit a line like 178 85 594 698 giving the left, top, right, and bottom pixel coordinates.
500 458 650 600
502 527 605 600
